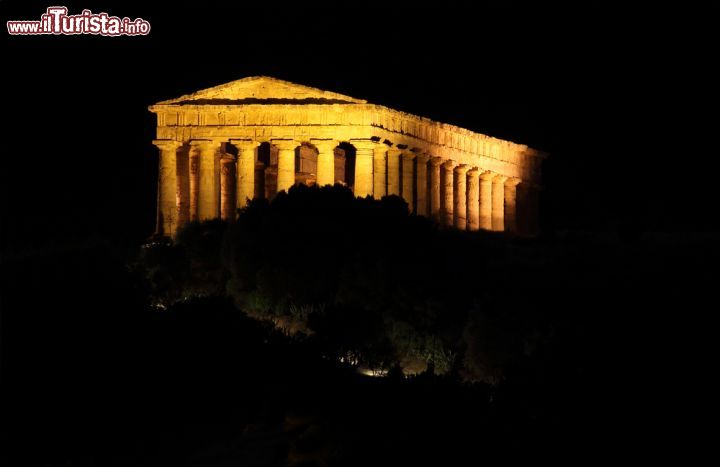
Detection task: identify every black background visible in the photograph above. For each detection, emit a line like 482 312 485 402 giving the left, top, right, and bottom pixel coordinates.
1 2 717 463
2 1 716 256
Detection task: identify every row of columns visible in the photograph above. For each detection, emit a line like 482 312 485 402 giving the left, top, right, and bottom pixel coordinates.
369 147 530 233
153 138 539 237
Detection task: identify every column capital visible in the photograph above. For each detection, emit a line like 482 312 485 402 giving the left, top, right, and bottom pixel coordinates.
401 152 416 161
230 139 261 151
152 139 182 150
442 159 457 170
387 147 403 156
414 152 430 163
271 139 299 150
493 174 508 184
467 167 480 177
505 177 522 187
350 139 377 151
189 139 219 150
429 156 444 166
479 170 495 181
454 164 470 175
311 139 339 151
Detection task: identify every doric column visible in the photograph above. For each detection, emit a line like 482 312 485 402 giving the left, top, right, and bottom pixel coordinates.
401 152 416 211
312 139 337 187
220 155 236 221
441 160 457 227
175 148 191 228
153 140 182 236
479 171 494 230
453 165 470 230
273 139 298 194
466 168 480 231
373 143 388 198
232 140 260 209
492 175 508 231
190 140 220 222
189 149 199 221
429 157 443 220
351 139 375 198
415 153 430 216
387 148 401 196
504 178 522 233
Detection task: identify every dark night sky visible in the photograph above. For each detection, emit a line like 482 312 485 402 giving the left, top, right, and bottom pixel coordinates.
1 2 717 254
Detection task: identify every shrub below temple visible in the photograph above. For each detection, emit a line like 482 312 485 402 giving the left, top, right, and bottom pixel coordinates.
136 184 574 382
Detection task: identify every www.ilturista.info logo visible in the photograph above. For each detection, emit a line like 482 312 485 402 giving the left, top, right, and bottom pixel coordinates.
7 6 150 36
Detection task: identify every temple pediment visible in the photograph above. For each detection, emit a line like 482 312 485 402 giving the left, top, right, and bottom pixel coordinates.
156 76 367 105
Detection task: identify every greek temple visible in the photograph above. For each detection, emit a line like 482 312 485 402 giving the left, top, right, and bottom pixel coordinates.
150 76 545 236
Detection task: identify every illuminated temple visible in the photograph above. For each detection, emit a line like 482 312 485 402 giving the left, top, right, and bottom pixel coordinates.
150 76 545 236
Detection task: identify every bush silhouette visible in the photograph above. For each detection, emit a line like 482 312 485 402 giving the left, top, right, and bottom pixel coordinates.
136 184 555 381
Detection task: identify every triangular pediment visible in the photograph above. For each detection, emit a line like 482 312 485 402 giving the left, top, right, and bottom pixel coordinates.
155 76 366 105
